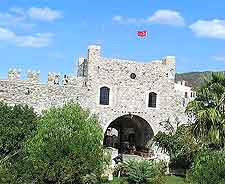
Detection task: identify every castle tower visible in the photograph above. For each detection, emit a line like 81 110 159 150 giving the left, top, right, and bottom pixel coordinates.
86 45 102 83
162 56 176 81
87 45 101 63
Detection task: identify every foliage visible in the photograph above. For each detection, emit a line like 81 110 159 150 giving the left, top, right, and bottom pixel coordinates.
187 150 225 184
0 102 37 184
154 125 200 170
82 173 98 184
0 102 37 161
17 103 104 183
122 159 166 184
186 72 225 148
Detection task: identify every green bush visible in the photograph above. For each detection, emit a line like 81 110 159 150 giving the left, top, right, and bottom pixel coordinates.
18 103 104 183
82 173 98 184
187 150 225 184
124 159 166 184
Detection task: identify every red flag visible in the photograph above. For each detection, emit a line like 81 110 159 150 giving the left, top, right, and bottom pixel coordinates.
137 30 147 37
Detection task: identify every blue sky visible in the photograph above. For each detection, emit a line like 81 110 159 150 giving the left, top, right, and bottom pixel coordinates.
0 0 225 81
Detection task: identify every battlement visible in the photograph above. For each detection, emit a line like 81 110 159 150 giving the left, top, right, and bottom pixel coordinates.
27 70 40 82
4 45 177 87
8 68 21 81
5 68 73 86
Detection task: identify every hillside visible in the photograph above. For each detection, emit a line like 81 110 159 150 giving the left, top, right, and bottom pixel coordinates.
175 71 213 89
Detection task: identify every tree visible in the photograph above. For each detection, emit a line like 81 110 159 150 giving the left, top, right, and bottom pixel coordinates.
0 102 37 161
0 102 37 184
186 72 225 148
154 125 200 170
19 103 104 183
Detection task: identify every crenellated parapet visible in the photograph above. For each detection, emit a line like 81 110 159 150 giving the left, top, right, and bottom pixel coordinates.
48 72 60 85
5 69 74 86
27 70 40 83
8 68 21 81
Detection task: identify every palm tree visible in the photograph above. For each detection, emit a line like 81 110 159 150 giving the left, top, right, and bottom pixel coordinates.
186 72 225 148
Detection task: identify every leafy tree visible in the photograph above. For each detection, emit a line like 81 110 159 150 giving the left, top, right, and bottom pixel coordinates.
154 125 200 170
0 102 37 161
19 103 104 183
0 102 37 184
186 72 225 148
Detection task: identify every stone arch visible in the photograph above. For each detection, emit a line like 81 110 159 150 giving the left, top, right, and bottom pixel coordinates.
103 114 155 155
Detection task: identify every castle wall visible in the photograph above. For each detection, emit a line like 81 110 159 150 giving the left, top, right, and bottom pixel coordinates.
0 79 88 113
0 45 190 137
84 46 187 134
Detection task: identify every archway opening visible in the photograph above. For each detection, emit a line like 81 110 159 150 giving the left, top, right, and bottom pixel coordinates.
104 114 154 157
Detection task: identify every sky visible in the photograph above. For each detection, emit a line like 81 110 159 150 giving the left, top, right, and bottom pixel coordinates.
0 0 225 81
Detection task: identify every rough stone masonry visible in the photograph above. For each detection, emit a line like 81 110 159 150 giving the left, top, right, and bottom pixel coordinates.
0 45 193 151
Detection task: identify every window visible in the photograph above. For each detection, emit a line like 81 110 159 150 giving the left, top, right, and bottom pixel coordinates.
130 73 136 79
100 87 110 105
185 92 188 98
148 92 157 108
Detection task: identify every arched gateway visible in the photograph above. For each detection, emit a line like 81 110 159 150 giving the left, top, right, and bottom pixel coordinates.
103 114 154 157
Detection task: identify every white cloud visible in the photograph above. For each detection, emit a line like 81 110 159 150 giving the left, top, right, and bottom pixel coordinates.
0 11 35 30
0 27 53 48
0 7 62 30
190 19 225 40
27 7 62 22
112 9 185 27
15 33 53 48
0 27 15 40
212 54 225 62
148 10 185 26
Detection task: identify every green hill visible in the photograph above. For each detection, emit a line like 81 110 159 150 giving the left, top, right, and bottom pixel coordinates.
175 71 213 89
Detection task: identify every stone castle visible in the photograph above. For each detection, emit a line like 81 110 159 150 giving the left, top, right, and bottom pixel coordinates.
0 45 195 156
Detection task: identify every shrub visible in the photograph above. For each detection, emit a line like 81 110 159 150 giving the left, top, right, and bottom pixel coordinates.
124 159 166 184
18 103 104 183
187 150 225 184
82 173 98 184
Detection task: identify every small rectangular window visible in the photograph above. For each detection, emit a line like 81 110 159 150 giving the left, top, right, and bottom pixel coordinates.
100 87 110 105
149 92 157 108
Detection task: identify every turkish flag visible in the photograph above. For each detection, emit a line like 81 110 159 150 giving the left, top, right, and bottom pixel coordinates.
137 30 147 37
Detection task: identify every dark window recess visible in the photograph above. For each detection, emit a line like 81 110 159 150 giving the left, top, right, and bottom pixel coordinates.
185 92 188 98
148 92 157 108
25 89 30 95
130 73 136 79
100 87 110 105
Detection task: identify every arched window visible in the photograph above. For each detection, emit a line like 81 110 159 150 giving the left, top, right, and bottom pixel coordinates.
148 92 157 108
100 87 110 105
